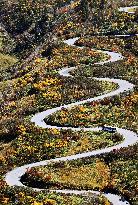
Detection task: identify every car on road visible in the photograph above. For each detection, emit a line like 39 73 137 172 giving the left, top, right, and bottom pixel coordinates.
102 126 117 133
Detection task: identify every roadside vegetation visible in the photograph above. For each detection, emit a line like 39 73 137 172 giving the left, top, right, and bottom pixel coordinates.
0 0 137 204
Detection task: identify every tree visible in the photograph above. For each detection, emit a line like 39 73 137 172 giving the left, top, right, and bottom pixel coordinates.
80 0 89 21
80 0 114 27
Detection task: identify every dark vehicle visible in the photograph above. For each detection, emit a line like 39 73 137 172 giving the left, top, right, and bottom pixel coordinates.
102 126 117 133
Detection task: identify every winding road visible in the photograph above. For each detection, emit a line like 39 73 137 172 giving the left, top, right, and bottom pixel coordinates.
5 5 138 205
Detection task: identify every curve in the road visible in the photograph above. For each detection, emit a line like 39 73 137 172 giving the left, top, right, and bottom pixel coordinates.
119 6 138 14
5 5 138 205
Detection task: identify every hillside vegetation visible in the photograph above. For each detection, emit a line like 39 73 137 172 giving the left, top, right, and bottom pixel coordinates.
0 1 138 205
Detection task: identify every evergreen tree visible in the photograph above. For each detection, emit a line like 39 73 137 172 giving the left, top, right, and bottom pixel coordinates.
80 0 111 26
80 0 89 21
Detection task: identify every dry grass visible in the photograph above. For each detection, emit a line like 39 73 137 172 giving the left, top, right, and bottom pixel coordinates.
32 159 110 190
0 53 17 70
